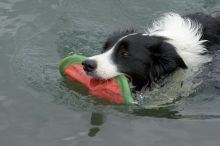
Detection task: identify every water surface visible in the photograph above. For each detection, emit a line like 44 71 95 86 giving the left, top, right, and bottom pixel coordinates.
1 0 220 146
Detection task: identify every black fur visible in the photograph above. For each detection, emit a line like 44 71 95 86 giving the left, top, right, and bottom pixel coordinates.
185 13 220 50
102 33 187 90
101 12 220 90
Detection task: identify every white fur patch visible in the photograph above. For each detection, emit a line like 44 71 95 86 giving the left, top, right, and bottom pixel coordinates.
145 12 211 70
88 33 137 79
89 49 120 79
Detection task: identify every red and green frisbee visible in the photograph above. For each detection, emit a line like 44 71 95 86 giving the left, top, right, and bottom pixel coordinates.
59 54 134 105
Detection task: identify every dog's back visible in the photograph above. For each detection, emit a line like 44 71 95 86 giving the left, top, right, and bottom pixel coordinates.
185 12 220 52
211 11 220 22
186 11 220 89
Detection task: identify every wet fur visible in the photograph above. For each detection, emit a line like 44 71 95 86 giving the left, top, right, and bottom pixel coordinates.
86 12 220 91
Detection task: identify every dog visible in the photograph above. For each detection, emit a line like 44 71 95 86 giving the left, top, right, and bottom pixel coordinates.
82 12 220 92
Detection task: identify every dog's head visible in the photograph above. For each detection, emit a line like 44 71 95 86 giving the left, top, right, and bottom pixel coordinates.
82 30 187 89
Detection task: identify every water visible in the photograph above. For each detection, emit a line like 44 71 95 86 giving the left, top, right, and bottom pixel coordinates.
0 0 220 146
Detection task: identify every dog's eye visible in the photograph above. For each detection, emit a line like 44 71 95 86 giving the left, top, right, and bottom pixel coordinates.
119 43 129 57
119 49 129 57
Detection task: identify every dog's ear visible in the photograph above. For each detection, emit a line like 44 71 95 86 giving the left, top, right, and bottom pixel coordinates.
148 41 187 80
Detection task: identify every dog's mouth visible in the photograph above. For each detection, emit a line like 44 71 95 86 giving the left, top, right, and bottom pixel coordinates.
85 70 132 82
124 74 133 83
85 71 100 79
85 71 110 80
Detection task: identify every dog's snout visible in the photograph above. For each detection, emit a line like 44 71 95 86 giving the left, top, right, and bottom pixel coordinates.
82 59 97 72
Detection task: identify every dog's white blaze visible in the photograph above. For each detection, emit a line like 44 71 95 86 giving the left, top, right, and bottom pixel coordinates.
88 33 137 79
89 49 119 79
145 13 211 70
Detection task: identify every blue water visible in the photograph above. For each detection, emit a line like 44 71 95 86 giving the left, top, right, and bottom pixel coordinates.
1 0 220 146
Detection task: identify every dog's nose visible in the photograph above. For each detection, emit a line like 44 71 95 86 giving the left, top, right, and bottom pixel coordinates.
82 59 97 72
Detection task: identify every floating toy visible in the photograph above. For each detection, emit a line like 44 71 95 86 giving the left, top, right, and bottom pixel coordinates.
59 54 134 104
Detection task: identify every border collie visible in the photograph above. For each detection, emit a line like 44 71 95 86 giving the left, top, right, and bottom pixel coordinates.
82 12 220 91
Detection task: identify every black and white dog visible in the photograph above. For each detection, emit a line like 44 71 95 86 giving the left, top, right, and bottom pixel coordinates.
82 12 220 91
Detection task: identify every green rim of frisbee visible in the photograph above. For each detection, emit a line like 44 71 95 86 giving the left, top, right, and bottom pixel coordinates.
59 54 87 76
